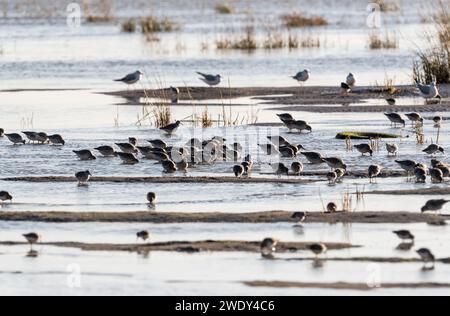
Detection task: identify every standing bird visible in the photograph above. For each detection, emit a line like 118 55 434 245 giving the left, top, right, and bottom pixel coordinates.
327 171 338 184
291 212 306 224
393 230 415 242
267 136 290 147
160 121 181 135
292 69 310 86
147 192 157 205
421 199 450 214
197 72 222 87
416 248 435 269
0 191 13 203
5 133 26 145
395 160 418 176
405 113 424 126
260 238 278 257
48 134 65 146
241 161 253 176
354 144 373 156
414 167 427 183
148 139 167 149
136 230 150 243
94 146 117 157
335 168 346 182
276 113 294 123
340 82 351 96
271 163 289 177
386 98 396 106
0 128 4 137
170 86 180 103
291 162 304 176
117 152 139 165
368 165 382 182
417 82 440 101
233 165 245 178
384 113 406 127
114 70 143 86
301 152 325 164
430 168 444 183
433 116 443 126
386 143 399 156
162 159 177 173
284 120 312 133
309 243 327 258
423 144 445 155
73 150 96 161
75 170 92 186
258 143 279 156
326 202 338 213
23 233 40 250
35 132 48 144
115 142 138 154
346 73 356 87
22 131 39 143
324 157 347 171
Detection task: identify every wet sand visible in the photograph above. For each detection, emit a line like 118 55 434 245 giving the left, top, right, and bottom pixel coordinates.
0 240 354 253
0 211 447 224
243 281 450 290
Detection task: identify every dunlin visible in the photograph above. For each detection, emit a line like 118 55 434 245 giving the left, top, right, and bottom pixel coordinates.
94 146 117 157
291 212 306 223
233 165 245 178
309 243 327 257
136 230 150 242
414 167 427 183
346 73 356 87
433 116 443 126
384 113 405 127
354 143 373 156
115 142 138 154
23 233 40 250
423 144 444 155
260 238 278 256
416 248 435 268
276 113 294 123
147 192 157 205
284 120 312 133
148 139 167 149
0 128 4 137
386 98 396 106
0 191 13 203
395 160 418 176
48 134 65 146
421 199 449 213
73 149 96 161
430 168 444 183
341 82 351 96
393 230 415 242
291 162 304 175
117 152 139 164
22 131 39 143
324 157 347 170
386 143 399 156
327 171 338 184
368 165 382 182
160 121 181 135
293 69 309 85
162 159 177 173
279 146 295 158
241 161 253 175
75 170 92 185
5 133 26 145
271 163 289 177
301 152 325 164
35 132 48 144
326 202 338 213
405 113 424 125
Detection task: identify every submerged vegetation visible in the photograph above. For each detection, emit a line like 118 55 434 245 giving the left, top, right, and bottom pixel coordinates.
281 12 328 28
368 32 399 49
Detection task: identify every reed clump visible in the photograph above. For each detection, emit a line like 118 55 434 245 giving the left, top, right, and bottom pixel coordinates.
121 19 136 33
281 12 328 28
368 32 398 49
215 4 235 14
83 0 114 23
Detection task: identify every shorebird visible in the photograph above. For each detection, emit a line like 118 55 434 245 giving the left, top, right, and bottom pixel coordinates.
233 165 245 178
395 160 418 176
0 191 13 203
136 230 150 242
94 146 117 157
197 72 221 86
386 143 399 156
260 238 278 257
291 212 306 224
114 70 143 86
421 199 449 214
326 202 338 213
0 128 4 137
423 144 445 155
431 159 444 168
436 164 450 178
241 161 253 175
162 159 177 173
393 230 415 242
160 121 181 135
384 113 405 127
292 69 309 85
117 152 139 164
335 168 346 181
75 170 92 186
405 113 424 126
267 136 290 147
271 163 289 177
327 171 338 184
301 152 325 164
430 168 444 183
433 116 443 126
416 248 435 268
417 82 440 100
115 142 138 154
276 113 294 123
147 192 157 205
414 167 427 183
73 149 96 160
324 157 347 170
176 159 189 173
258 143 279 155
354 143 373 156
386 98 396 106
340 82 351 96
35 132 48 144
128 137 138 146
368 165 382 182
5 133 26 145
291 162 304 175
48 134 65 146
22 131 39 143
284 120 312 133
23 233 40 250
170 86 180 103
148 139 167 149
309 243 327 258
279 146 295 158
346 73 356 87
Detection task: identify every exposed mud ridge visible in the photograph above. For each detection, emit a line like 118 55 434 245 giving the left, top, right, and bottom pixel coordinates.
0 240 355 253
243 281 450 290
365 187 450 195
0 211 447 224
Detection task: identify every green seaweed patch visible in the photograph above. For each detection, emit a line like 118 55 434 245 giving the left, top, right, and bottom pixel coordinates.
336 131 401 140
